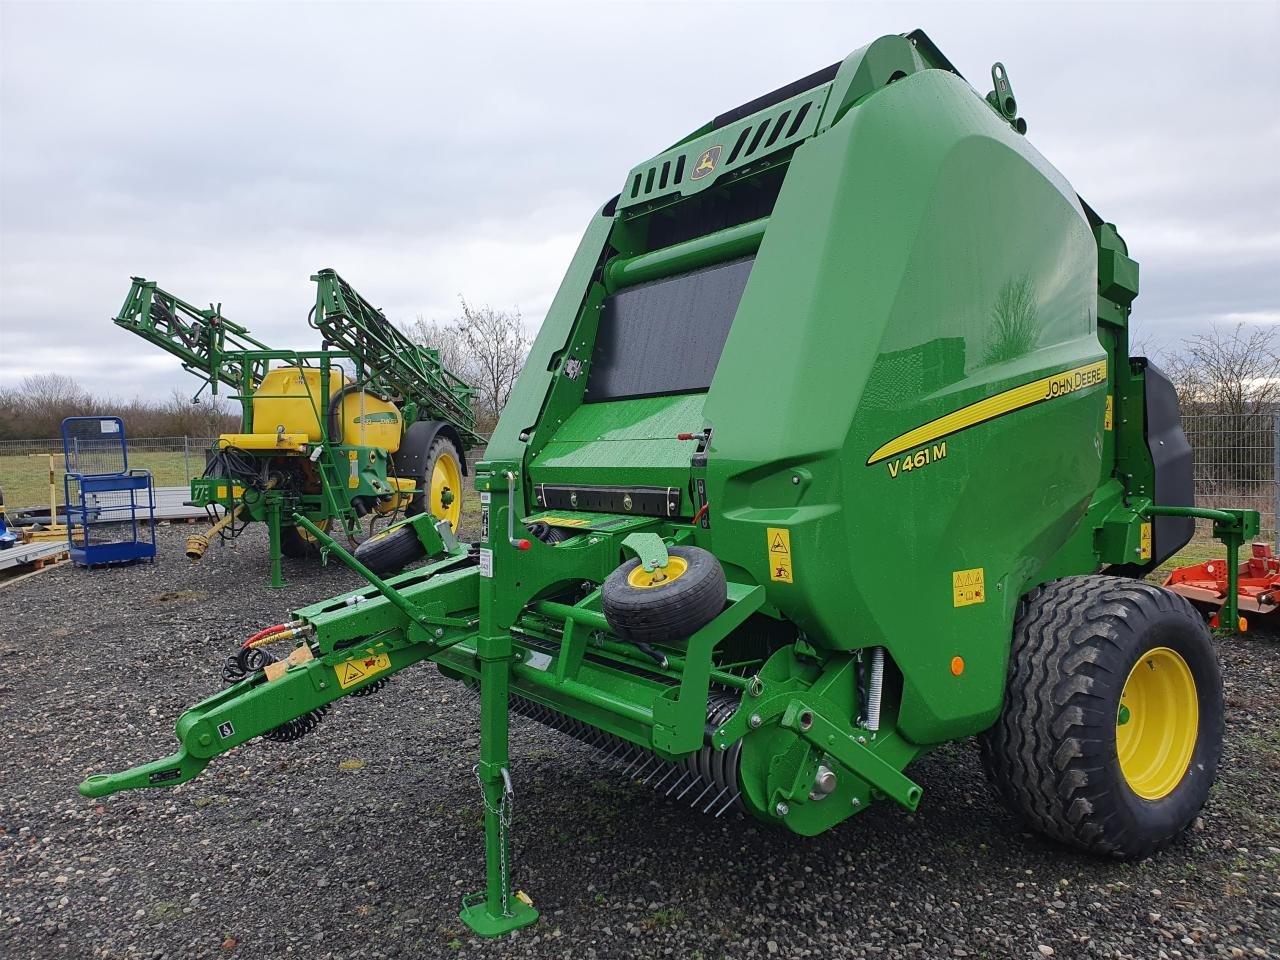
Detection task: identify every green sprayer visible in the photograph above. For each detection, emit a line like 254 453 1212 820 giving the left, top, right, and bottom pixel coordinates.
80 31 1258 937
113 270 480 588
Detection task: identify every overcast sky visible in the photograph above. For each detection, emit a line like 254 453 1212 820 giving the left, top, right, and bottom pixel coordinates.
1 0 1277 401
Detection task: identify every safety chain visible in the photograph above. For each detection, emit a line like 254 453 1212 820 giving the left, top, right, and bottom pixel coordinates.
472 764 515 918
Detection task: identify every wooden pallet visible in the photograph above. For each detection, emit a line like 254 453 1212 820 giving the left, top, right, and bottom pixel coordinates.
0 541 70 586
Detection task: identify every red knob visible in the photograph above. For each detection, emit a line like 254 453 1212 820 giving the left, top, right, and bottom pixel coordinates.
516 539 531 551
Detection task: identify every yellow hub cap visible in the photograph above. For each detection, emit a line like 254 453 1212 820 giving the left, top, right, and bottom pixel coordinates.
1116 646 1199 800
626 555 688 589
430 451 463 532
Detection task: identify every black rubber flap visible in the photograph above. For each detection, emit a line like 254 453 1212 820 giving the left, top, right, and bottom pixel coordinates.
585 257 754 403
1144 361 1194 563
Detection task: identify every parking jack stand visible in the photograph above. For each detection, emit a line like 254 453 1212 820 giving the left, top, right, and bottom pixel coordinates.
460 477 537 937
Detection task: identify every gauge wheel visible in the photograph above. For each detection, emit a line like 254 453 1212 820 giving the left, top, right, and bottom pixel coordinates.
601 546 727 645
353 523 427 577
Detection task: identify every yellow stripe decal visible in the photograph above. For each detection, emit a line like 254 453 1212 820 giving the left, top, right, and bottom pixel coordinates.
867 359 1107 466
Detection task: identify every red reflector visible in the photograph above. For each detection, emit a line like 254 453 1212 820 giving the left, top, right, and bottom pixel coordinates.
677 433 697 440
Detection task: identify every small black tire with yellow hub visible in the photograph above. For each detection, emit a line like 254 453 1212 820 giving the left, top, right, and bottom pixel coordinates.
980 575 1222 860
602 546 727 645
353 523 426 577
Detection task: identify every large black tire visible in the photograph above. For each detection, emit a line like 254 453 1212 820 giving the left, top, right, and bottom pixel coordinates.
404 436 464 531
980 575 1223 860
353 524 427 577
601 546 727 645
280 523 324 560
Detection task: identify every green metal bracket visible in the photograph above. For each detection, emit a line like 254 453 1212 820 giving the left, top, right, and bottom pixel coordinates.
620 531 670 572
780 700 922 811
79 748 210 798
267 492 286 590
77 627 468 799
651 582 765 753
292 513 470 630
1145 505 1260 631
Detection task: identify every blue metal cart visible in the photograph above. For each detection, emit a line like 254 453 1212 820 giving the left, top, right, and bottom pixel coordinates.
62 417 157 567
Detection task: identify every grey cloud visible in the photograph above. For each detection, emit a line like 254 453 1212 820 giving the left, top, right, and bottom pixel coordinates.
2 1 1277 399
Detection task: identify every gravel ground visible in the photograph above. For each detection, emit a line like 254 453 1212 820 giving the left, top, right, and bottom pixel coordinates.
1 524 1278 960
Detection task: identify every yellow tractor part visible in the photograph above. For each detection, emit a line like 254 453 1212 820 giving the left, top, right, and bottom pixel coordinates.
217 433 309 453
336 390 402 452
250 367 344 441
240 366 403 452
1116 646 1199 800
186 504 245 559
375 478 417 515
626 555 689 589
429 447 463 531
187 481 268 561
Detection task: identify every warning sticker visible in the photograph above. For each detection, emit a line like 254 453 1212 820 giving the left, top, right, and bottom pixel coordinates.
1105 395 1114 432
1140 522 1152 561
479 547 493 578
539 516 591 527
336 653 391 690
480 505 489 541
766 527 794 584
953 568 985 607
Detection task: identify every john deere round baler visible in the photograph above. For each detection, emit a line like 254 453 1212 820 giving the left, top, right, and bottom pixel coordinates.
80 30 1258 936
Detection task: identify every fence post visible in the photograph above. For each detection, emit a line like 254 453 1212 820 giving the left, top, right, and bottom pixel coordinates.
183 436 191 482
1273 413 1279 551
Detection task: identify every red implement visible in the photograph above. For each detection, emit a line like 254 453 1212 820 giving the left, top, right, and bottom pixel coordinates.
1164 542 1280 615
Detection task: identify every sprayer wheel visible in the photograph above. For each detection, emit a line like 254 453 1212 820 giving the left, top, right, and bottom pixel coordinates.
353 523 426 577
405 437 464 532
280 522 327 560
601 546 727 645
980 575 1222 860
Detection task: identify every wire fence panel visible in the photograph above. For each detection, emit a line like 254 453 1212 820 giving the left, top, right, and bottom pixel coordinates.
0 436 215 509
0 423 1274 548
1183 412 1276 544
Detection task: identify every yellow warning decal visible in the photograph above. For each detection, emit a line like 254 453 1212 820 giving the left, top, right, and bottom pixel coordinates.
336 653 391 690
953 568 986 607
1105 394 1114 432
767 527 794 584
348 450 360 489
867 359 1108 466
1140 522 1152 561
539 516 591 527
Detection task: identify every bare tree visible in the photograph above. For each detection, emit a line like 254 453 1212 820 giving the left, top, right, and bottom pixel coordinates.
403 314 469 377
1161 322 1280 489
402 300 530 430
456 298 530 428
1162 323 1280 425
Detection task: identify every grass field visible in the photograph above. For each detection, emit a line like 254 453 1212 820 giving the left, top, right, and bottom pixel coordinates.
0 451 196 510
0 447 1254 582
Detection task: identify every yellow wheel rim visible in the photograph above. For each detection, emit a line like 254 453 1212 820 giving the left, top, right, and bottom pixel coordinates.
296 518 331 543
429 450 463 532
1116 646 1199 800
626 555 688 589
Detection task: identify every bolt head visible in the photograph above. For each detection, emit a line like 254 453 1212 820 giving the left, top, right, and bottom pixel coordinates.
851 797 861 808
775 802 789 817
749 713 763 729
